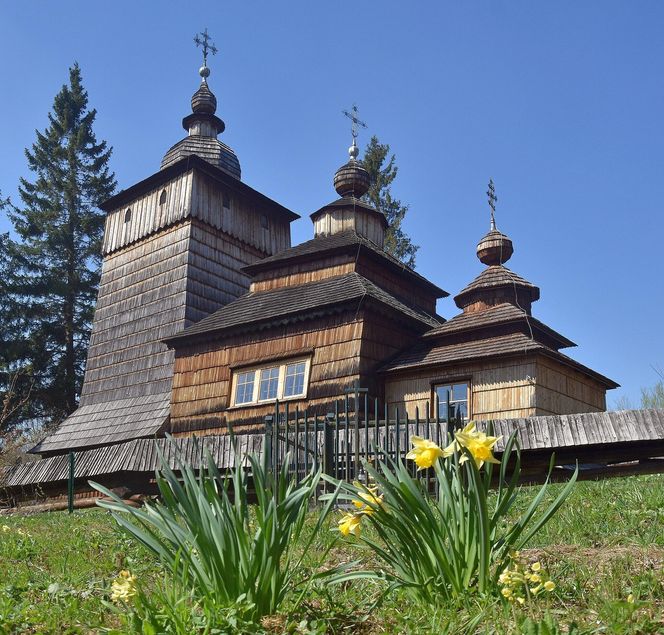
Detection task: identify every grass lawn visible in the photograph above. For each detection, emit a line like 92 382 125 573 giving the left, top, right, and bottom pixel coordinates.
0 474 663 634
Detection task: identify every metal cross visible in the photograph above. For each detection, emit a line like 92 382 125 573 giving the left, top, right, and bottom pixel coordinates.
486 178 498 229
342 104 367 143
194 28 218 67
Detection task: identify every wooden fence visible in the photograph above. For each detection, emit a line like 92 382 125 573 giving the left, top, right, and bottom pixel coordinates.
263 393 464 487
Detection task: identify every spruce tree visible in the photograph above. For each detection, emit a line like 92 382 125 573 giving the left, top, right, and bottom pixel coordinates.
0 64 116 432
362 135 419 268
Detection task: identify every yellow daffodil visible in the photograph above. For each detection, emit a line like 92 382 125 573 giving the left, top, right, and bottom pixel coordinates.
351 483 383 513
531 562 541 572
406 436 445 470
338 512 362 537
544 580 556 592
110 570 137 603
1 525 10 533
455 425 502 469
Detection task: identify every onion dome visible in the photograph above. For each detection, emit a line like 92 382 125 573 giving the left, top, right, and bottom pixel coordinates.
161 64 240 179
191 77 218 115
333 141 371 198
311 140 386 246
476 229 514 265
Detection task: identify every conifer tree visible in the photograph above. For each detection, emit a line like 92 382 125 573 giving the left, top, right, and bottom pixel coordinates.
362 135 419 267
0 64 116 432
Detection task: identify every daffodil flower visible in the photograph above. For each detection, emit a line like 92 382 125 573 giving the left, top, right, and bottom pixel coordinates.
351 483 383 513
110 570 137 603
337 512 362 537
406 436 445 470
455 426 502 469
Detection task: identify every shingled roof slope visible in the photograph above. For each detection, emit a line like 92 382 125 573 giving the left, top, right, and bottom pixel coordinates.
165 272 442 345
423 303 575 349
242 230 447 297
31 393 171 455
380 331 618 387
455 265 540 302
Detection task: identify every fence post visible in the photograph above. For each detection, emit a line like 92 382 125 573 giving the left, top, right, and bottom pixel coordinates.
264 415 273 473
67 451 75 514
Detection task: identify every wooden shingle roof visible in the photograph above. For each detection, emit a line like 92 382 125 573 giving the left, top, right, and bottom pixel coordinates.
165 272 442 346
6 435 263 488
30 394 171 455
380 330 618 387
454 265 540 307
242 230 447 297
423 303 575 349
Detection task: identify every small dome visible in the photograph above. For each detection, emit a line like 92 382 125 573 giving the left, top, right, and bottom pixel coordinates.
476 229 514 265
333 160 371 198
191 80 217 115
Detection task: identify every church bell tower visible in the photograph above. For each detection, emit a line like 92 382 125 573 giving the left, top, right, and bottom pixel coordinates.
33 31 298 455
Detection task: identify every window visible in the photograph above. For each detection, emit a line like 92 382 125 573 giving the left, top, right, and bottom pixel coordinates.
234 371 255 405
231 358 310 406
259 367 279 401
433 382 469 423
260 213 269 229
223 193 231 209
159 189 167 205
124 208 132 223
284 361 306 397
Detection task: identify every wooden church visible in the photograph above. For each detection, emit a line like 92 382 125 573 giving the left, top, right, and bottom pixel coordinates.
3 44 631 505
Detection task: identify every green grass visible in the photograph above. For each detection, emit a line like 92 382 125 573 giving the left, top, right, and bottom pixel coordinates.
1 474 663 634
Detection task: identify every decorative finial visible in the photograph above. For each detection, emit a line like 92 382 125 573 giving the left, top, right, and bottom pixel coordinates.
342 104 367 160
487 178 498 230
194 28 218 79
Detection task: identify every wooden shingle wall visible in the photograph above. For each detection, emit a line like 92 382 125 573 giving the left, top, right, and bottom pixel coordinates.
169 313 366 434
384 358 538 420
535 356 606 414
81 223 192 405
185 219 267 323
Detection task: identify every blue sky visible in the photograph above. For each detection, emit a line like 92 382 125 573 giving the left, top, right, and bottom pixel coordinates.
1 2 663 407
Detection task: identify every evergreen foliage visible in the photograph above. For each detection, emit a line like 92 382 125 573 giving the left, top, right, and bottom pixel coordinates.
362 135 419 267
0 64 116 433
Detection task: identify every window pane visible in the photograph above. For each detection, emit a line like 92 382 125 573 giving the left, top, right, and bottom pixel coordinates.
435 385 451 404
284 362 306 397
449 402 468 422
259 367 279 401
235 371 255 405
452 383 468 402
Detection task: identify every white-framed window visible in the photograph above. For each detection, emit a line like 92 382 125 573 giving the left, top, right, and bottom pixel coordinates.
433 382 469 422
231 358 311 407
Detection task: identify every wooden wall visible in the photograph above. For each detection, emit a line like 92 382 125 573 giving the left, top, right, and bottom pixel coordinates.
250 256 356 292
103 171 194 255
191 172 291 256
384 357 538 420
83 176 291 408
534 356 607 415
169 312 366 434
313 208 385 247
81 223 191 405
102 169 291 258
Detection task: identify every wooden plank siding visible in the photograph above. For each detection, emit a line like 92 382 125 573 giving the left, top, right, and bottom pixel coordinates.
169 313 367 434
384 357 538 420
313 208 384 247
534 355 606 414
